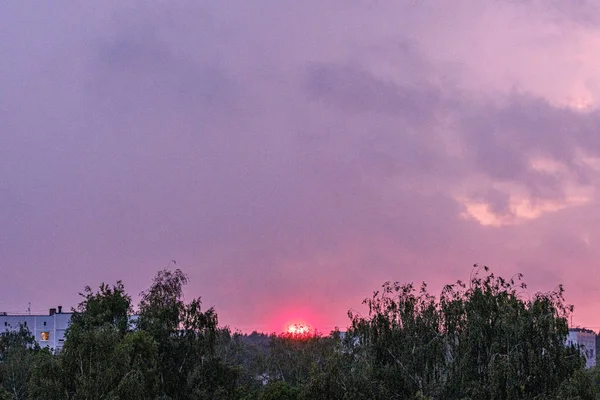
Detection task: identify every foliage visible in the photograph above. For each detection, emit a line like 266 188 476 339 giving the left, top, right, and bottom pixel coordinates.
57 281 142 398
258 381 301 400
28 349 66 400
0 327 37 400
347 264 587 399
137 268 230 399
71 281 132 334
2 264 595 399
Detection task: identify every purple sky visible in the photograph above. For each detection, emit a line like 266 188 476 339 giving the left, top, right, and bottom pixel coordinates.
2 1 600 333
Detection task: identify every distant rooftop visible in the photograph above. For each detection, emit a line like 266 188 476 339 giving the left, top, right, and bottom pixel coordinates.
0 306 69 317
569 327 596 334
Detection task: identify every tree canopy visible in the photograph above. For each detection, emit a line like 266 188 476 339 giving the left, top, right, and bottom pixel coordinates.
0 264 597 399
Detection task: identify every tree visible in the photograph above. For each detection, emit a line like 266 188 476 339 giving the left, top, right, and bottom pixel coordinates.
347 265 588 399
28 348 66 400
137 268 231 399
69 281 132 334
59 281 134 398
112 330 159 399
13 264 594 399
0 326 37 400
50 280 162 399
258 381 300 400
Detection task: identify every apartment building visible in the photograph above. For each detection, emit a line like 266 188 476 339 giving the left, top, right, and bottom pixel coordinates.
0 306 71 352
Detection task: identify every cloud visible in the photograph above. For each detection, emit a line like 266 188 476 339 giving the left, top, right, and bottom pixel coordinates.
3 1 600 331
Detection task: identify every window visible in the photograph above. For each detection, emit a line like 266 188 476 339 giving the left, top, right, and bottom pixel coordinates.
3 322 6 326
43 321 46 326
40 332 49 341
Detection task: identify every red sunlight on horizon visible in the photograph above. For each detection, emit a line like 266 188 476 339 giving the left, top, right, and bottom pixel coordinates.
286 322 312 336
6 0 600 346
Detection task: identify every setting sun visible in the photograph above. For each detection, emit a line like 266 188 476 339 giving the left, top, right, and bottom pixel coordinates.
286 323 311 336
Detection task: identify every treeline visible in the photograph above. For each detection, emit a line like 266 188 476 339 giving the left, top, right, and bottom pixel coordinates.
1 265 600 399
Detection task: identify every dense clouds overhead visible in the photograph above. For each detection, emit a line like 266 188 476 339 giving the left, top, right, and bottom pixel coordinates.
2 1 600 332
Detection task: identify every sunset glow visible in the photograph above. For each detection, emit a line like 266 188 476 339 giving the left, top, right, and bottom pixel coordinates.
286 323 312 336
4 1 600 337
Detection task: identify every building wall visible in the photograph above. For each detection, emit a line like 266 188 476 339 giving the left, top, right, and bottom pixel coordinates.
567 329 597 369
0 311 72 352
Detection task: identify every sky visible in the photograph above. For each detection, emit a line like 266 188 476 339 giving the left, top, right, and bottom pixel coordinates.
2 1 600 333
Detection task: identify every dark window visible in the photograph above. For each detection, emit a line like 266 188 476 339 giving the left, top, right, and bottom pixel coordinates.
43 321 46 326
24 321 27 327
3 322 6 326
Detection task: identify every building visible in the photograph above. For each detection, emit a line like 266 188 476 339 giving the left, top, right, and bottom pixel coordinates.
567 328 596 369
0 306 72 352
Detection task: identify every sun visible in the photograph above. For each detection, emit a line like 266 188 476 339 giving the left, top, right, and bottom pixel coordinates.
286 323 311 336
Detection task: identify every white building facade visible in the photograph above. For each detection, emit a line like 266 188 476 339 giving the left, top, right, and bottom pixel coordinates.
567 328 597 369
0 307 71 352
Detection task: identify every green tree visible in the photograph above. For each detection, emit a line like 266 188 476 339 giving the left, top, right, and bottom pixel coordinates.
51 280 160 399
215 330 272 396
137 268 232 399
16 264 596 400
258 381 300 400
112 330 159 399
265 332 335 386
28 348 66 400
0 326 37 400
348 265 588 400
59 282 134 398
70 281 132 334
